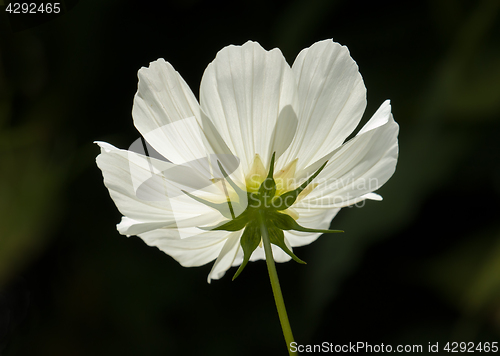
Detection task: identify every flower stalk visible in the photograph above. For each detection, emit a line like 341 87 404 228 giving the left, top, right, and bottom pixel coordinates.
259 210 297 356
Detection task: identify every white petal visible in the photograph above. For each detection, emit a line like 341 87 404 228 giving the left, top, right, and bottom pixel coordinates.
362 192 383 201
117 215 224 237
297 100 398 208
248 244 292 263
200 41 298 174
271 244 293 263
95 142 224 236
284 207 341 247
139 228 235 268
207 232 242 283
282 39 366 171
132 59 235 168
231 248 244 267
117 217 174 236
357 99 392 135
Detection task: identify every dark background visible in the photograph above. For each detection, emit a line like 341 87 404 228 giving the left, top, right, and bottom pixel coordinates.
1 0 500 354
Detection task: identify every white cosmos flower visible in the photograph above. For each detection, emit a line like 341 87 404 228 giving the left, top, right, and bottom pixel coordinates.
96 39 399 283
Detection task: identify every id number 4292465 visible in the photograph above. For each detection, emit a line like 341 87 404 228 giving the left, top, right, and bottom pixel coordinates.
5 3 61 14
444 342 498 353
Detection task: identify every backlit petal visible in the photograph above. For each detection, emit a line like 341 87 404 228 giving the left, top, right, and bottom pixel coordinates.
298 100 398 208
207 232 242 282
139 228 235 268
96 141 225 235
284 207 341 247
283 39 366 171
200 41 298 174
133 59 235 170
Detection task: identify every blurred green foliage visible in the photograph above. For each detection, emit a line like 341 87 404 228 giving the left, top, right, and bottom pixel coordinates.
0 0 499 354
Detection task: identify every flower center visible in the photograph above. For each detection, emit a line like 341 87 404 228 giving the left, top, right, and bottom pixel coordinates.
243 154 318 215
183 152 342 280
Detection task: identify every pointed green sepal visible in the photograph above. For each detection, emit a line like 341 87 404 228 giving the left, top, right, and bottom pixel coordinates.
199 211 249 231
216 160 248 204
272 160 328 211
268 225 306 264
232 222 260 280
182 190 237 219
258 152 277 205
270 212 343 234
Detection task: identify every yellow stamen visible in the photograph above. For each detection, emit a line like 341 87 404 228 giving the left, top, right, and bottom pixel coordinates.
245 154 267 192
274 158 298 195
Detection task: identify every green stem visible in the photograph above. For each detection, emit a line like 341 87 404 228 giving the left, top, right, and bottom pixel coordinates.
258 210 297 355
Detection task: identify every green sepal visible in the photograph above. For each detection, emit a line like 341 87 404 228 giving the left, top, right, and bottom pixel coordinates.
270 212 343 234
272 160 328 211
232 222 260 280
267 225 306 264
216 160 248 204
199 211 249 231
182 190 237 219
258 152 277 206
